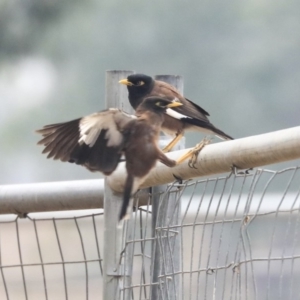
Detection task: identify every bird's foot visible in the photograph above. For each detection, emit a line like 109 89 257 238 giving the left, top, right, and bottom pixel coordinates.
188 138 211 168
176 137 211 168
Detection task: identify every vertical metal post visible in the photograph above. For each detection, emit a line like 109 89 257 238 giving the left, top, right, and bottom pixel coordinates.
103 70 134 300
151 75 184 300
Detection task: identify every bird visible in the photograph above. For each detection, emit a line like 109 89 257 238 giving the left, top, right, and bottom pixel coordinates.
119 73 233 162
36 97 186 220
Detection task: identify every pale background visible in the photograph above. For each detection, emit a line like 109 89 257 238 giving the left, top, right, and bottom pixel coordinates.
1 0 300 184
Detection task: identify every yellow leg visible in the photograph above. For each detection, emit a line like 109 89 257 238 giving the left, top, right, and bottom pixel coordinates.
162 132 184 153
176 137 211 167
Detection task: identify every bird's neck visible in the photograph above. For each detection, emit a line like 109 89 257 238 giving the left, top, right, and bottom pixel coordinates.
137 111 164 129
128 81 155 109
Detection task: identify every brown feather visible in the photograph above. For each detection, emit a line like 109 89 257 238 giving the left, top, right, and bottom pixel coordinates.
122 74 233 140
37 98 179 220
36 110 134 173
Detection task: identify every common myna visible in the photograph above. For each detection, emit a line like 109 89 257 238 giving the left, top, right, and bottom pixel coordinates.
119 74 233 157
36 97 185 220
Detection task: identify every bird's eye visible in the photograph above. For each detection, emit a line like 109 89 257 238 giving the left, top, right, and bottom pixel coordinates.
136 81 145 86
155 101 161 106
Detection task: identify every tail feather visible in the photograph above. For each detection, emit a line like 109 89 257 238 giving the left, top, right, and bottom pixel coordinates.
182 118 233 140
119 173 134 221
210 126 233 140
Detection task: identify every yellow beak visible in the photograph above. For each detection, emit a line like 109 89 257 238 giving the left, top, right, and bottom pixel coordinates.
166 101 183 108
119 79 133 86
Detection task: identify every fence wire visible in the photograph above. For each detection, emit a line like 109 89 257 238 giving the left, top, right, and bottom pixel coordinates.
0 211 104 300
1 166 300 300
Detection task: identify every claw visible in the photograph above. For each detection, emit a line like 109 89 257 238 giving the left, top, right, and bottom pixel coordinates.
176 137 211 167
188 138 211 168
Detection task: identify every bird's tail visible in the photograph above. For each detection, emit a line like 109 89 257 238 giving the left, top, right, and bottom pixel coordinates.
183 118 233 140
210 126 234 140
119 173 134 221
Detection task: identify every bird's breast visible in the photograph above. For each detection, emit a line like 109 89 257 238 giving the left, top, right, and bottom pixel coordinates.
124 125 160 177
161 114 185 135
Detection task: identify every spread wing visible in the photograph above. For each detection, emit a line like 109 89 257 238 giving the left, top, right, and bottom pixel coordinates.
36 109 136 175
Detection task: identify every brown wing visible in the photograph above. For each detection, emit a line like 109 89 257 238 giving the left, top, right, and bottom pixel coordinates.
153 80 210 122
153 80 183 100
36 109 136 175
153 80 233 140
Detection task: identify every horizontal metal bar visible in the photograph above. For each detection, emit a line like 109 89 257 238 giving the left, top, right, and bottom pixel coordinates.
108 126 300 192
0 258 103 269
1 126 300 215
0 179 104 215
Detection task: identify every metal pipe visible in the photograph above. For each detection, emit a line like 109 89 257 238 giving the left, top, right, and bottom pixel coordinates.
1 127 300 215
103 70 134 300
150 75 183 300
0 179 104 215
108 126 300 192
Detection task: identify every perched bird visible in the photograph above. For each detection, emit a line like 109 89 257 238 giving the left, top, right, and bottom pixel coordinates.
36 97 184 220
119 73 233 158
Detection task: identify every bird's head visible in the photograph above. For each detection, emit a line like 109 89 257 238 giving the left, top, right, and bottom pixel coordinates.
119 74 154 97
137 97 183 114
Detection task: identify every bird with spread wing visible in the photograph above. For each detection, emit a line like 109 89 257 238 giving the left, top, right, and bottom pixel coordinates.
37 97 190 220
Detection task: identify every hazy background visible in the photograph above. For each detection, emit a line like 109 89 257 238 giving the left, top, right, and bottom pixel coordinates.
1 0 300 184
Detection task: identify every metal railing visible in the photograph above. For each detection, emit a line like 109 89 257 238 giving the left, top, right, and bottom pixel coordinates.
1 71 300 300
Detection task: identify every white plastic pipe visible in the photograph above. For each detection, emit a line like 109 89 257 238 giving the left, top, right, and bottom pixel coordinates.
1 126 300 214
107 126 300 192
0 179 104 215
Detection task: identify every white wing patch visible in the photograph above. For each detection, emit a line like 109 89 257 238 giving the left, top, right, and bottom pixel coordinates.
104 123 123 147
166 108 192 120
78 110 131 147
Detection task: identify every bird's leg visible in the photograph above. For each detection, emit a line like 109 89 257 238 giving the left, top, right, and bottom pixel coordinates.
175 137 211 168
162 132 184 153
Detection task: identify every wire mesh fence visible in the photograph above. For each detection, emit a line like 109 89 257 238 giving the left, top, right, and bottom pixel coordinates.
1 166 300 299
0 211 104 300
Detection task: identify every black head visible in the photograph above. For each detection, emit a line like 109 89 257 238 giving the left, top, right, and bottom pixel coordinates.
127 73 153 85
137 97 183 114
119 74 155 107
